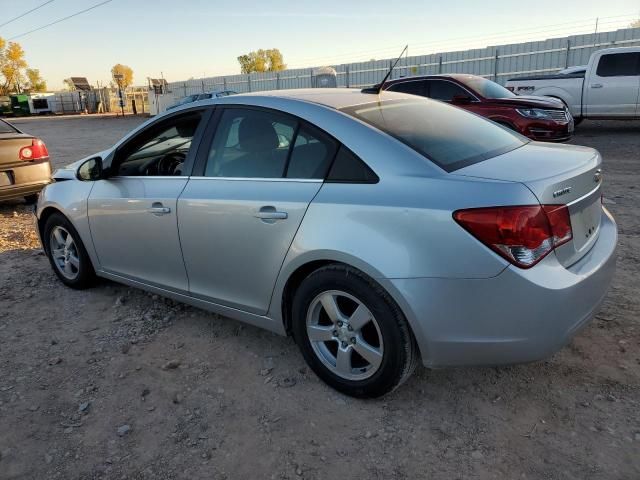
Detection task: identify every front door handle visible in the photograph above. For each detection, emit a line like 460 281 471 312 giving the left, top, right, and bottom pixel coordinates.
147 202 171 215
590 83 603 88
254 206 288 221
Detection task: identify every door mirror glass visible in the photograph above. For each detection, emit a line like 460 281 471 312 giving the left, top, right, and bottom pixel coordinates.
77 157 103 181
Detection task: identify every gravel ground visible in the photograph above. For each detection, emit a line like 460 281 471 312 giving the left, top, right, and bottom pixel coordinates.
0 116 639 479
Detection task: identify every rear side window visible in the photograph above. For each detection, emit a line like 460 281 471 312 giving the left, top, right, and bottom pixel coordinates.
427 80 470 101
387 81 426 96
341 98 526 172
327 146 378 183
596 53 640 77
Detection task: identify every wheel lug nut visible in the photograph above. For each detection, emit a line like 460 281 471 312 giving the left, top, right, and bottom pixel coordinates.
332 330 338 336
337 321 343 327
341 341 347 348
347 325 353 331
350 337 356 344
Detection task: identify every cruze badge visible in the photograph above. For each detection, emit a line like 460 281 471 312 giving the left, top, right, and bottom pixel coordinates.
594 169 602 183
553 186 572 198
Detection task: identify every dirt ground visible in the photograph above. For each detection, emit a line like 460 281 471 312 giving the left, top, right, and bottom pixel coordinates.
0 115 639 480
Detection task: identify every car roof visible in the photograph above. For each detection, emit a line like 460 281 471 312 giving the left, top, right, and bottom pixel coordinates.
386 73 486 84
200 88 413 110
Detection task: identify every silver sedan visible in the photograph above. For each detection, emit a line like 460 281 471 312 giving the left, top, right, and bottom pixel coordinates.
35 89 617 397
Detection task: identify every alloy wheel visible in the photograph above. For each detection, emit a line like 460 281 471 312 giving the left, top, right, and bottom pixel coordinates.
305 290 384 381
49 226 80 280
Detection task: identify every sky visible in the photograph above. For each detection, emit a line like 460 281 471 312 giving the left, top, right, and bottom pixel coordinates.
1 0 639 90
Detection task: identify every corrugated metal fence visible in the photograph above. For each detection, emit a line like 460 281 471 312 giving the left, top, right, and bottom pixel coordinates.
159 27 640 110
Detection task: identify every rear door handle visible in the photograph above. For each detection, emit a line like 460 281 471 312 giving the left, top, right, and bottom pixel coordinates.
147 202 171 215
254 206 288 221
590 83 603 88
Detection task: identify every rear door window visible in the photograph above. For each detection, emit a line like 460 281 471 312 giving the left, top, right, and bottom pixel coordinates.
203 108 337 179
596 53 640 77
387 80 426 96
426 80 470 101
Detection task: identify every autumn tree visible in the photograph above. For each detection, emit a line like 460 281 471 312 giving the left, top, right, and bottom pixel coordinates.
237 49 286 74
110 64 134 88
0 39 28 95
26 69 47 92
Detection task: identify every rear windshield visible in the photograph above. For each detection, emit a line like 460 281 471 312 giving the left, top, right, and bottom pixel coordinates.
0 119 17 134
340 98 526 171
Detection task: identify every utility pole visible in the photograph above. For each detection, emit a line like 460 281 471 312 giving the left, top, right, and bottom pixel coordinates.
113 73 125 117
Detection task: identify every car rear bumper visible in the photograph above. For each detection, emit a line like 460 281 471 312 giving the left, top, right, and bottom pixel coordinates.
0 159 51 200
391 206 617 367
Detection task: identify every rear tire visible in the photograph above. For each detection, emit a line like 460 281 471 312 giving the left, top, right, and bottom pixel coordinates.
43 212 96 289
291 264 419 398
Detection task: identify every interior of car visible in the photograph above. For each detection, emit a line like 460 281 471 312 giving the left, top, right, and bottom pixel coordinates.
115 112 202 176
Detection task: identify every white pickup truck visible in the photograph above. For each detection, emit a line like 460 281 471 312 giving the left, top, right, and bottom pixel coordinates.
505 47 640 123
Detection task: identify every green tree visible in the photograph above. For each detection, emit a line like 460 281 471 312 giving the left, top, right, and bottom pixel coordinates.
237 49 286 74
110 63 134 88
25 68 47 92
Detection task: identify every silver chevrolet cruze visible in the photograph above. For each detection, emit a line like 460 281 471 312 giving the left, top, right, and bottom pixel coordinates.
36 89 617 397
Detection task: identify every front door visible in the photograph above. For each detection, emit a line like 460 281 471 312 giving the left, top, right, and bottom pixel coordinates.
88 109 207 292
178 106 338 314
585 51 640 117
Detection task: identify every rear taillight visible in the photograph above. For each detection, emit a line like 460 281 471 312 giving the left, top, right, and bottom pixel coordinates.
19 139 49 161
453 205 572 268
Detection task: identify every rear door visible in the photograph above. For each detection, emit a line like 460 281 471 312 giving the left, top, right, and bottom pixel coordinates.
585 51 640 117
88 109 209 292
178 106 338 314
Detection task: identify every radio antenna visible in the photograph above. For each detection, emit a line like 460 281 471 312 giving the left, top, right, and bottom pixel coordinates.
361 45 408 94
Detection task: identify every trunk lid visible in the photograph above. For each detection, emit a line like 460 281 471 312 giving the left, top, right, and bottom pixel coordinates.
452 142 603 267
0 133 34 168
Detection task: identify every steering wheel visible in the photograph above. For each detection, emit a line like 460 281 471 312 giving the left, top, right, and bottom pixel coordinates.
155 151 186 176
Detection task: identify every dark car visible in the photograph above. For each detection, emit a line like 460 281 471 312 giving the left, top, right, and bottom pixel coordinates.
383 74 573 142
0 118 51 203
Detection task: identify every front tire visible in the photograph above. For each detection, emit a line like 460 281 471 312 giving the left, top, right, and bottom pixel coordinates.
291 264 418 397
43 212 96 289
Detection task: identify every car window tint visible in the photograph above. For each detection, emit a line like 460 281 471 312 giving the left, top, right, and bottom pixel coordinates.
387 81 425 96
115 111 202 176
285 125 337 179
326 146 378 183
204 108 296 178
341 99 525 172
427 80 469 101
596 53 640 77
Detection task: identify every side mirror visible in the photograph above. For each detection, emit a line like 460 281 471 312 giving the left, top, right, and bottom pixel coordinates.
452 94 473 105
77 157 103 181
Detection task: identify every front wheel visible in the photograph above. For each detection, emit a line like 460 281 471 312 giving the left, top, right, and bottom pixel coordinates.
291 264 419 397
43 212 96 289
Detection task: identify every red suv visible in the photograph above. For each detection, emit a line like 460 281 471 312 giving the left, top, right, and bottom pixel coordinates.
383 74 573 142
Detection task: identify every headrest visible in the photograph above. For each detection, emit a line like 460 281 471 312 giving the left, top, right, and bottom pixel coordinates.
239 117 279 153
